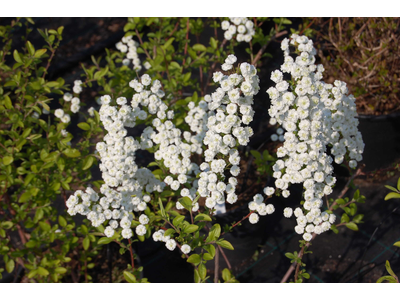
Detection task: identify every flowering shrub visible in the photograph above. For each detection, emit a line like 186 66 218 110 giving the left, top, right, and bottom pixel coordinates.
1 17 368 283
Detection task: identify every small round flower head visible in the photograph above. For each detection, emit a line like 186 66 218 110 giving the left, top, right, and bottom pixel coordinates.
303 232 312 241
263 187 275 196
104 226 115 238
249 212 259 224
135 224 147 236
121 228 133 239
283 207 293 218
181 244 191 254
54 108 64 118
165 239 177 251
139 214 149 225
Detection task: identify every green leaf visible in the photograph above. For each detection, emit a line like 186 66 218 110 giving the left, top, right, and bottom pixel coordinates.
341 213 350 224
285 252 295 259
216 239 234 250
158 197 166 218
82 156 94 170
179 197 192 211
377 275 397 283
6 259 15 273
162 37 175 50
203 253 213 260
187 254 201 265
345 222 359 231
192 44 207 52
13 50 22 63
194 213 212 222
63 148 81 158
198 263 206 280
393 241 400 248
164 228 175 237
397 177 400 191
83 236 90 250
210 37 218 49
58 215 67 227
250 150 261 160
385 192 400 201
385 185 399 193
1 221 13 229
34 49 47 58
352 214 364 223
3 156 13 165
37 266 49 276
172 215 185 227
55 267 67 274
385 260 397 278
19 192 30 203
222 268 232 282
183 224 199 234
97 237 113 245
26 41 35 56
77 122 91 131
124 271 136 283
194 268 200 283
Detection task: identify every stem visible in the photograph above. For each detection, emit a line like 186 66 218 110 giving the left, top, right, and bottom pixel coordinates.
129 239 135 270
252 30 287 66
214 246 219 283
217 245 232 269
135 29 152 61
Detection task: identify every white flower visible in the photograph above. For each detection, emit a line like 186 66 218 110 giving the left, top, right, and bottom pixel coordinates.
249 212 259 224
165 239 177 251
139 214 149 225
54 108 64 118
283 207 293 218
181 244 191 254
136 224 147 236
121 228 133 239
303 232 312 241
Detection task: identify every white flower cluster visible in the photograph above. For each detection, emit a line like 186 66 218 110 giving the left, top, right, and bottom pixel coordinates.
152 229 191 253
196 54 260 210
116 36 142 71
54 108 71 124
271 127 285 142
221 18 255 43
67 74 175 239
265 34 364 240
247 193 275 224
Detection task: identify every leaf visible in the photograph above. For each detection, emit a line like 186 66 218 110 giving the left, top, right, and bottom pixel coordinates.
162 37 175 50
26 41 35 56
63 148 81 158
172 215 185 228
385 192 400 201
203 253 213 261
34 49 47 58
194 213 212 222
216 239 234 250
83 236 90 250
194 268 200 283
183 224 199 234
13 50 22 63
192 44 207 52
345 222 359 231
187 254 201 265
198 263 206 279
58 215 67 227
77 122 91 131
222 268 232 282
19 192 30 203
37 266 49 276
250 150 261 160
341 213 350 223
210 37 218 49
393 241 400 248
158 197 166 218
1 221 13 229
377 275 397 283
2 156 13 165
385 185 399 193
385 260 397 278
397 177 400 191
285 252 295 259
98 237 113 245
179 197 192 211
82 156 94 170
55 267 67 274
6 259 15 273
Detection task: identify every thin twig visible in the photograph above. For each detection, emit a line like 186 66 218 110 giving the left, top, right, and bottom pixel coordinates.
214 246 220 283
